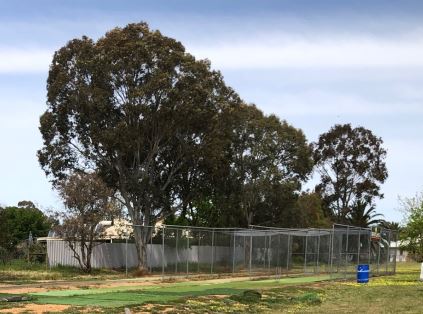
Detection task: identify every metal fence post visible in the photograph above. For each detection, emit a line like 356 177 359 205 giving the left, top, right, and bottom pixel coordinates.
377 235 381 275
357 228 361 266
211 230 215 274
345 226 349 279
330 225 335 277
197 231 201 273
386 230 391 274
263 234 267 270
243 236 246 268
232 232 236 275
276 234 281 276
268 235 272 272
175 229 179 274
149 228 153 273
249 229 253 276
368 229 371 268
393 231 397 274
125 236 128 277
286 233 291 272
186 231 189 277
316 231 320 274
304 231 308 274
162 226 165 278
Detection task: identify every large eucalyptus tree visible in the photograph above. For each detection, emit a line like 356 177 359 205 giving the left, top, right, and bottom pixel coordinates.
38 22 241 271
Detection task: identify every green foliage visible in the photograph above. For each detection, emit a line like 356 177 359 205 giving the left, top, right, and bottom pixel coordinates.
347 201 384 227
226 105 313 227
28 242 47 263
0 203 50 254
313 124 388 223
294 192 331 228
174 104 314 228
379 221 401 231
400 196 423 262
0 247 11 265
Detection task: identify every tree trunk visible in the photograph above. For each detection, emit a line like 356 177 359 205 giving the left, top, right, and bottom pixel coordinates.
68 240 92 273
133 224 152 273
85 243 93 273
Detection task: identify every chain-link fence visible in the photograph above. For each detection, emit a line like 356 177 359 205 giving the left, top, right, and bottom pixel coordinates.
45 223 397 279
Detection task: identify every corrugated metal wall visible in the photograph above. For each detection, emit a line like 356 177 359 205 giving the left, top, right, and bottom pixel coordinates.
47 240 238 269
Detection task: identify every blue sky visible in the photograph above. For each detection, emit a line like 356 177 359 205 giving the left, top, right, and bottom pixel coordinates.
1 0 423 222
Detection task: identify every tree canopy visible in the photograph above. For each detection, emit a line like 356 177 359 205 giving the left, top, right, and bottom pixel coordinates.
223 105 313 227
313 124 388 223
0 202 50 254
38 22 242 270
165 104 314 228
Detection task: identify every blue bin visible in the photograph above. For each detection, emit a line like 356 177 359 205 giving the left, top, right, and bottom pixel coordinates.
357 264 369 283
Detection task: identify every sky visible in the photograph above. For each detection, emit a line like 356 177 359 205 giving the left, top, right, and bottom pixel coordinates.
1 0 423 222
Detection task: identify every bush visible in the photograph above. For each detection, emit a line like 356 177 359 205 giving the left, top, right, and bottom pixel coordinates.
28 242 46 263
0 246 11 265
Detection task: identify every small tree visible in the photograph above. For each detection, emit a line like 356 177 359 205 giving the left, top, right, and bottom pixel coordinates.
56 173 117 272
400 194 423 262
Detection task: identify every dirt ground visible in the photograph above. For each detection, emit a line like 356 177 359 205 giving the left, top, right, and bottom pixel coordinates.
0 274 255 294
0 304 70 313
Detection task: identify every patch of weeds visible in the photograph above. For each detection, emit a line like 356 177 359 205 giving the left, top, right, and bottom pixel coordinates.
294 292 322 305
57 306 111 314
161 277 177 283
75 286 90 290
230 290 262 303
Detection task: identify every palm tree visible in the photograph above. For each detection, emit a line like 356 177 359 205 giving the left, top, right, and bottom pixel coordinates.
379 220 401 231
348 200 384 227
347 201 387 264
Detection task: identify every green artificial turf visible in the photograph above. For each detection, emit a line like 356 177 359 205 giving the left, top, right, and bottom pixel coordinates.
29 274 332 308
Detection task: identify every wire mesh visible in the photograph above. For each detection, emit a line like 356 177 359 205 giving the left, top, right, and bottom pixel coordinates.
43 223 397 280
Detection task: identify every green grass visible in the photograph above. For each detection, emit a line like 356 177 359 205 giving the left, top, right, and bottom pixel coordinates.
29 275 331 307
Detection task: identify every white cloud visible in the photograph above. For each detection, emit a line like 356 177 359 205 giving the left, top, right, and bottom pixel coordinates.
2 32 423 73
250 89 423 116
189 35 423 69
0 48 53 73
